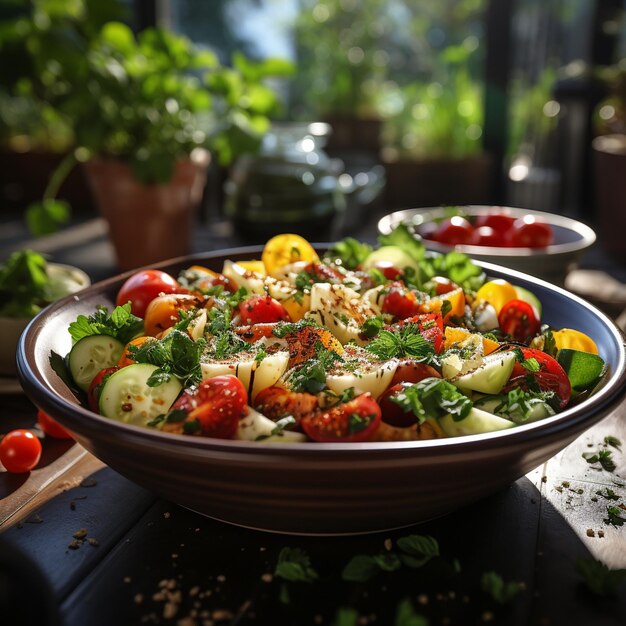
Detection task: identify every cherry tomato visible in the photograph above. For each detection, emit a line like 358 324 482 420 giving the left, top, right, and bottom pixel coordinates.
237 295 290 325
186 265 236 294
379 382 418 427
474 279 518 314
163 376 248 438
0 429 42 473
389 360 441 387
372 262 403 281
498 299 541 342
418 221 440 242
431 276 458 296
506 216 553 248
37 409 73 440
472 226 508 247
382 282 422 320
254 386 319 422
116 269 181 318
143 294 201 337
474 213 516 233
434 216 474 246
87 367 119 413
505 348 571 408
301 393 381 443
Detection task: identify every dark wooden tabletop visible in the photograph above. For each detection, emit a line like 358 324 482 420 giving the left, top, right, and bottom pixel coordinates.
1 208 625 626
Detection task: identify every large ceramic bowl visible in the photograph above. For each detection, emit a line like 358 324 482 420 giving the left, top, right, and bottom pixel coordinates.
378 206 596 285
17 247 626 535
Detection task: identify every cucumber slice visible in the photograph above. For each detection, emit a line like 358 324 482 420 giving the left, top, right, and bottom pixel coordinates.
450 351 516 395
474 395 554 424
439 407 515 436
361 246 420 273
557 348 605 392
99 363 182 427
514 285 542 316
68 335 125 392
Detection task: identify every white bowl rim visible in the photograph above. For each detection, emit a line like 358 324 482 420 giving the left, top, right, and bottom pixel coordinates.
377 205 597 257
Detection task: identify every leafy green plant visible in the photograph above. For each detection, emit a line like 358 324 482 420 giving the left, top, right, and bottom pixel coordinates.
0 0 292 234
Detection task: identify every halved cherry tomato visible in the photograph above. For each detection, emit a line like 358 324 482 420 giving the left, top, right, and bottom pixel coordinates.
37 409 73 440
372 262 403 281
237 295 290 325
300 393 381 443
0 429 42 473
261 233 319 275
434 216 474 246
498 299 540 342
389 360 441 387
87 367 119 413
506 216 553 248
379 382 418 427
474 213 516 233
143 294 201 337
474 279 518 314
254 386 319 422
118 336 153 367
505 347 571 408
116 269 181 318
382 282 423 320
162 375 248 438
186 265 235 293
431 276 458 296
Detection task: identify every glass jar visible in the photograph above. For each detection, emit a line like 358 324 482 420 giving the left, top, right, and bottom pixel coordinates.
224 122 345 242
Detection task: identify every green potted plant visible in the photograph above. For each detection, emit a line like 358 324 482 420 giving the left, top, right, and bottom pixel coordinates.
379 43 493 210
3 1 292 270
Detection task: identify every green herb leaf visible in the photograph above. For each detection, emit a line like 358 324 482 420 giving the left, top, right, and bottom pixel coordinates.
360 316 384 339
391 378 472 424
332 607 359 626
481 571 524 604
397 535 439 568
287 344 342 393
604 435 622 451
341 555 380 583
372 553 402 572
366 325 435 361
274 547 319 583
394 598 429 626
26 199 70 236
325 238 373 270
68 304 143 344
604 506 626 527
576 559 626 596
484 388 555 423
0 250 51 317
583 449 617 472
595 488 619 501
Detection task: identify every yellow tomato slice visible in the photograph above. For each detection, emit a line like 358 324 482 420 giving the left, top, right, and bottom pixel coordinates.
237 260 267 276
552 329 599 355
421 287 465 323
474 279 518 314
443 326 500 355
281 293 310 322
261 234 319 276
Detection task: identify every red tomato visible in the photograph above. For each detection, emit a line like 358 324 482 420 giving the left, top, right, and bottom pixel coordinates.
300 393 381 443
418 221 439 242
434 216 474 246
116 269 181 318
382 282 422 320
506 348 571 408
237 295 290 325
389 360 441 387
197 273 235 293
472 226 508 247
506 216 553 248
302 262 345 283
474 213 516 233
37 409 73 440
498 299 541 342
373 262 403 281
87 367 119 413
378 382 422 427
167 376 248 438
0 429 42 473
431 276 458 296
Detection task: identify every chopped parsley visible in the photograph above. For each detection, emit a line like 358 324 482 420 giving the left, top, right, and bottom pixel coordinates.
360 316 384 339
324 237 373 270
272 317 319 338
486 388 556 423
583 449 617 472
287 344 343 393
129 329 205 387
604 435 622 451
274 547 319 583
604 505 626 527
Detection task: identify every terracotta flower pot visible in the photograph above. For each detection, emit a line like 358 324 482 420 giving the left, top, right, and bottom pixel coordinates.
84 149 210 271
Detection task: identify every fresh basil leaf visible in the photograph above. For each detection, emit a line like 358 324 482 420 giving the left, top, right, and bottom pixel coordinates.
341 555 379 583
481 571 524 604
274 547 318 583
394 598 428 626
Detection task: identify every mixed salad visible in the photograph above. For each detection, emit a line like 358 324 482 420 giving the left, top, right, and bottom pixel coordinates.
60 226 606 444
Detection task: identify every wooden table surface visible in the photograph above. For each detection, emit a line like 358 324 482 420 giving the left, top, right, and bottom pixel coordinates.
1 213 625 625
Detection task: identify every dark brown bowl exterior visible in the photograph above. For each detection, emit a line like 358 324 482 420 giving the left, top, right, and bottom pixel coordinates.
17 247 626 535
